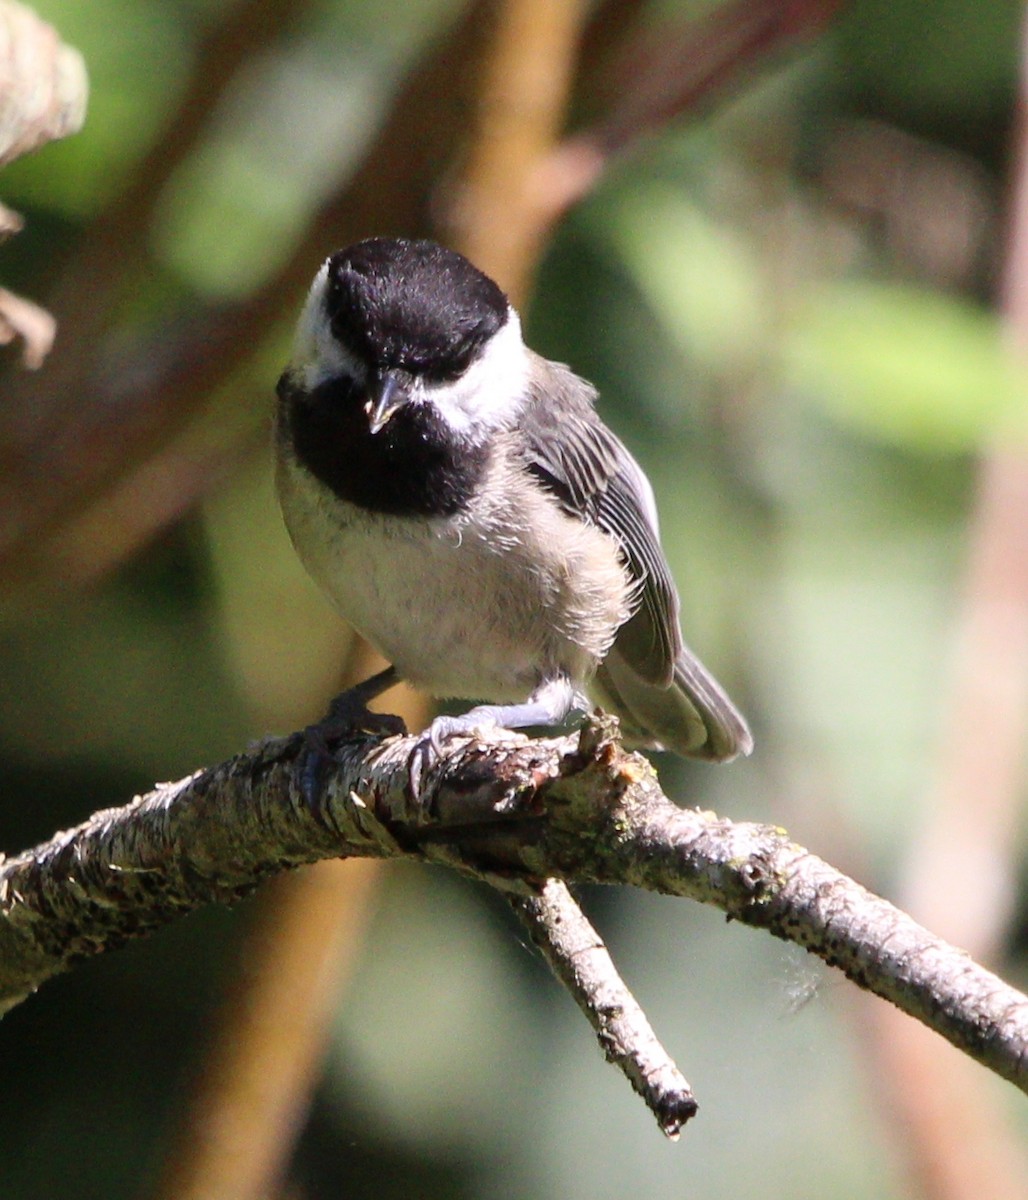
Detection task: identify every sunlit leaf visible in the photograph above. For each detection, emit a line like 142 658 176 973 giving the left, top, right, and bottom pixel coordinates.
784 281 1028 452
603 183 767 377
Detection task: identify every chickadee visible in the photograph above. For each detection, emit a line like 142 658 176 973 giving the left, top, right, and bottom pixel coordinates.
275 237 752 770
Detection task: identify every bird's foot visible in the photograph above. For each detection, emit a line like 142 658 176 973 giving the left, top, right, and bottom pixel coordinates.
406 682 583 800
301 677 407 814
407 709 501 803
317 688 408 743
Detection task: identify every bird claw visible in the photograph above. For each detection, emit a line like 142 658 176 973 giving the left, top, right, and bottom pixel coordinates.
301 733 335 815
406 737 435 804
321 693 407 741
406 712 499 804
301 693 407 816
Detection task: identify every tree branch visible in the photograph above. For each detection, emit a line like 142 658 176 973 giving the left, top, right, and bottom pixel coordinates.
507 877 697 1138
1 716 1026 1128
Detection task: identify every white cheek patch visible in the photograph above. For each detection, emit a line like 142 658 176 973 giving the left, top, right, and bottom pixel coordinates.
419 309 529 434
292 261 366 391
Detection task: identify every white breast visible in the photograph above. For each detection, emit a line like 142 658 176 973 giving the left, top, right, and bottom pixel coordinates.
276 446 633 703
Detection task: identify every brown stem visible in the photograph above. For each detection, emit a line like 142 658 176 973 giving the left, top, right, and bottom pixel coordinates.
446 0 592 303
145 637 431 1200
535 0 845 230
147 860 382 1200
508 877 697 1139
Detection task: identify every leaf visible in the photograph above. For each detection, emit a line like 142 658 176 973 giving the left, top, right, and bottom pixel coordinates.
783 281 1028 453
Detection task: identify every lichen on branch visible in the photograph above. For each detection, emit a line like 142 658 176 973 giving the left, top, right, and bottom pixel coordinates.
0 715 1025 1128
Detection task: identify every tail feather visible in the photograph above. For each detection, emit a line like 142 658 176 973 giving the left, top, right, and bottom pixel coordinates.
591 644 752 762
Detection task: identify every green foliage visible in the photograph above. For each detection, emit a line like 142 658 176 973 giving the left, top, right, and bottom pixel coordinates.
839 0 1019 128
604 183 767 381
2 0 192 214
786 281 1028 451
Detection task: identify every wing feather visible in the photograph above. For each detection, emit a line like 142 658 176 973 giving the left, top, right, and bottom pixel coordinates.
519 355 681 686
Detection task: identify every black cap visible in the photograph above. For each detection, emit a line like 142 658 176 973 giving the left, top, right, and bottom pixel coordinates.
325 238 509 383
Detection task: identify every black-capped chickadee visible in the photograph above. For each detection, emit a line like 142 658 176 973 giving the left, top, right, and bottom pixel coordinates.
275 237 752 772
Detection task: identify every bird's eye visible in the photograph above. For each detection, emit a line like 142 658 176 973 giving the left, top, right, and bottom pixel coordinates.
416 344 477 384
421 362 466 385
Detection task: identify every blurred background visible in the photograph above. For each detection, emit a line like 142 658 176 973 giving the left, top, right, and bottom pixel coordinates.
1 0 1027 1197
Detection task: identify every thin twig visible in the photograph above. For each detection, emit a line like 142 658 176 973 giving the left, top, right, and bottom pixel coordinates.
508 877 697 1138
440 0 692 1131
534 0 845 233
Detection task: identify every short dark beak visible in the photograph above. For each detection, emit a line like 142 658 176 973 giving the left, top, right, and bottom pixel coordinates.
366 368 409 434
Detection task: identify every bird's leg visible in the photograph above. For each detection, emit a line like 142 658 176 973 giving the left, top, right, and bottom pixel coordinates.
426 677 582 746
409 677 583 799
314 665 406 742
302 665 406 808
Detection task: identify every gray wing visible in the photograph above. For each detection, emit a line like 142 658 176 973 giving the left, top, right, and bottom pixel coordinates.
519 356 682 686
